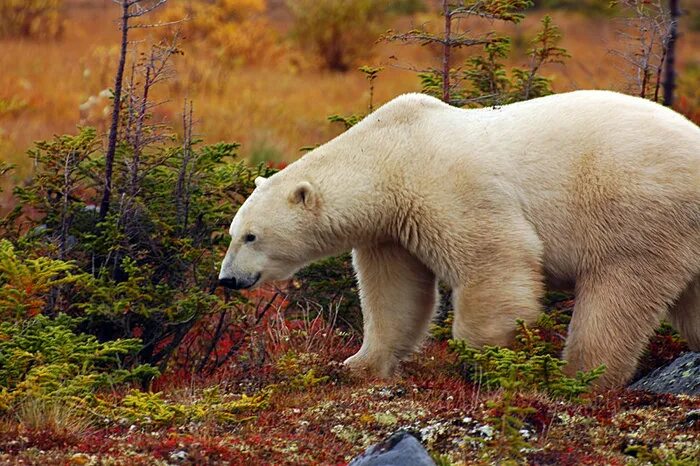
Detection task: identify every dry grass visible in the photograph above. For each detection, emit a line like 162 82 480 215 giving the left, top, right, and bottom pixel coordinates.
263 300 358 358
16 398 93 438
1 3 699 178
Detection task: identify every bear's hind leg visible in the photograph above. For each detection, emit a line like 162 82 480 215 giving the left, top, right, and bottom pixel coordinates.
668 275 700 350
563 268 676 388
344 243 438 378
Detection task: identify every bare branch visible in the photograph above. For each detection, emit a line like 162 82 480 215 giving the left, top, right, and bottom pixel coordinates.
128 0 167 18
130 18 187 29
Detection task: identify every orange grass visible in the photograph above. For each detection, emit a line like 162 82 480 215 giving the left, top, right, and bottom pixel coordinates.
1 3 699 177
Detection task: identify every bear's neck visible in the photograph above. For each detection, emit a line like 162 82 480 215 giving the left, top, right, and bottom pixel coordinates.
290 153 394 252
285 131 441 269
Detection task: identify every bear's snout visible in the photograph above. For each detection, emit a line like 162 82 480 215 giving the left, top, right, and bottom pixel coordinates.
218 273 261 290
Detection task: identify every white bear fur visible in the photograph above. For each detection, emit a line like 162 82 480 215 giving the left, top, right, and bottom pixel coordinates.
220 90 700 388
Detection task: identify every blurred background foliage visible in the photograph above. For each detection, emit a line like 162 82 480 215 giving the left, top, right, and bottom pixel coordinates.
1 0 698 177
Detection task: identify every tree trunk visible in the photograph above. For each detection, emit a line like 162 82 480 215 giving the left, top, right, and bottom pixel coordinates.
663 0 680 107
442 0 451 104
99 1 130 219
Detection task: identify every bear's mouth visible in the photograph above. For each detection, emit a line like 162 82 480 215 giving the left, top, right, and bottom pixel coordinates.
241 273 261 290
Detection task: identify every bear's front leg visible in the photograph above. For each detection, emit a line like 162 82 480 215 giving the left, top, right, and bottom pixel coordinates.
452 233 544 348
344 243 438 378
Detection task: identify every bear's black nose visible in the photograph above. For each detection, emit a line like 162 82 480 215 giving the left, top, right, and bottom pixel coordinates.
219 277 237 289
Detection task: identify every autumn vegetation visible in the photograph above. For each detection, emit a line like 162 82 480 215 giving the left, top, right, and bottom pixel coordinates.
0 0 699 464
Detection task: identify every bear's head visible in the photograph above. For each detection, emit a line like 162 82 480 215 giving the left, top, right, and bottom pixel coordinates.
218 174 322 290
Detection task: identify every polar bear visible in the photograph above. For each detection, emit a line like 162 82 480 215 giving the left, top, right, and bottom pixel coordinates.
219 90 700 388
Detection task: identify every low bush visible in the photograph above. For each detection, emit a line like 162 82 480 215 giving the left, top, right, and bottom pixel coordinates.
450 320 605 400
104 386 269 426
159 0 283 66
0 313 157 414
0 0 63 39
287 0 390 71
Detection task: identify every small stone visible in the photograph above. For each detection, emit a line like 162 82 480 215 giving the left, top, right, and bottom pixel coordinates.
475 425 494 439
684 409 700 425
170 450 188 462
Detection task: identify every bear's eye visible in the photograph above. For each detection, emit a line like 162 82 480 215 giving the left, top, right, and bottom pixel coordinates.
244 233 256 243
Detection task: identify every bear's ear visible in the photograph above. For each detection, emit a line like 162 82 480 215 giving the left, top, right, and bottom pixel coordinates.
289 181 317 209
254 176 267 188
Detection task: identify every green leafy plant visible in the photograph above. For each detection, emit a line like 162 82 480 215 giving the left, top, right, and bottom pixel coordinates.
326 65 385 131
273 351 331 392
383 0 533 105
430 310 454 341
463 15 569 106
0 313 157 414
484 384 536 460
510 15 570 101
384 4 568 107
105 386 269 426
450 320 605 399
8 105 276 370
0 240 85 321
430 452 455 466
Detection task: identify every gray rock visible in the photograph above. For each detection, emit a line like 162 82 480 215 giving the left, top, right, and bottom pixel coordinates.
630 352 700 395
349 431 436 466
684 409 700 426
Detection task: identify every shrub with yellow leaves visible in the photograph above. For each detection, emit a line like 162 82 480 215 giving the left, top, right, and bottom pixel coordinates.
0 0 63 39
160 0 282 66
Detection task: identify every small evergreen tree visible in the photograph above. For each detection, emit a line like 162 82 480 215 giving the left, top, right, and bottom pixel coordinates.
383 0 532 105
450 320 605 400
384 2 568 106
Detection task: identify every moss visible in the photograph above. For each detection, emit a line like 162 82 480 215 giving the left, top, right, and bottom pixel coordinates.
373 411 398 426
104 386 269 427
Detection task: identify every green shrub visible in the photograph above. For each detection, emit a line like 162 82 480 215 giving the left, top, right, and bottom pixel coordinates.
274 351 330 392
0 313 157 414
105 386 269 426
0 240 84 322
450 320 605 399
463 15 569 106
8 121 276 371
484 388 536 460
